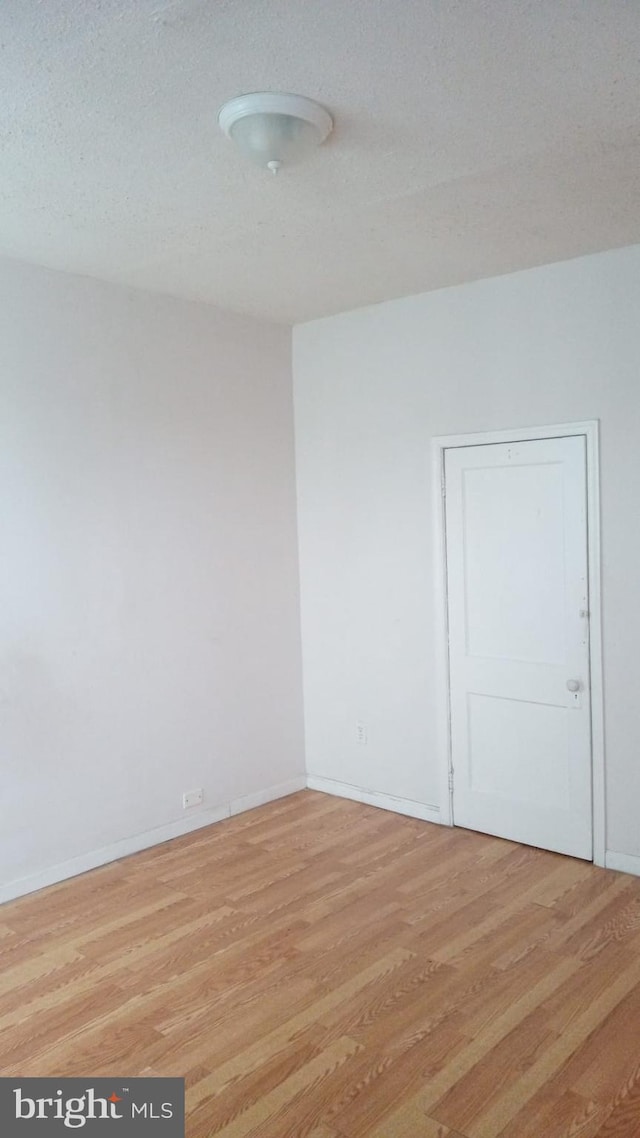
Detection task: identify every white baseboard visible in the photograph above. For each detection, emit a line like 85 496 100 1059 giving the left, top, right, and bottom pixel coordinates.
0 775 307 906
229 775 306 817
306 775 442 825
605 850 640 878
8 772 635 906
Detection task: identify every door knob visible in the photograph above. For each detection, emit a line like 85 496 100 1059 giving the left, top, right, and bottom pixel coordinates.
566 679 580 692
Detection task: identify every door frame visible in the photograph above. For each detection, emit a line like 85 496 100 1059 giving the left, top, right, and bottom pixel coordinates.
432 420 604 866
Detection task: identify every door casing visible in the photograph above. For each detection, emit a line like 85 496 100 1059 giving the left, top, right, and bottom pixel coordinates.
432 420 604 866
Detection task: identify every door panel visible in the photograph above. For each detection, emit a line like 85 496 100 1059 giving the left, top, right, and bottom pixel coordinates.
462 462 566 663
445 435 592 859
467 693 570 809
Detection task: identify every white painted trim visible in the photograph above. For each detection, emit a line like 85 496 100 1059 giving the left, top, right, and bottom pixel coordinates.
432 439 454 826
307 775 442 824
0 776 307 905
433 420 600 451
431 420 605 867
229 776 307 816
584 424 606 868
605 850 640 878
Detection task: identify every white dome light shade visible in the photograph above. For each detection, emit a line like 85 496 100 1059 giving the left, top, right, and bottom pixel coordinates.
218 93 333 173
227 113 322 171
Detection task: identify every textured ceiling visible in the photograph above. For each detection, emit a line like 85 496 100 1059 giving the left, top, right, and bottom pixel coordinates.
2 1 640 324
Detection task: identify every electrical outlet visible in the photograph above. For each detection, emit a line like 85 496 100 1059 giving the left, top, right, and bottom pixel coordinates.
182 788 204 809
355 720 367 745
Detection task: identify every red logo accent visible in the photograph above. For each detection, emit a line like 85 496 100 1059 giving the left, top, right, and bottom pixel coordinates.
108 1093 122 1103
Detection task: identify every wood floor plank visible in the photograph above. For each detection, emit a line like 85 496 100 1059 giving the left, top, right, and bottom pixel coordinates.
11 1022 166 1080
198 1036 361 1138
593 1063 640 1137
570 982 640 1103
151 977 322 1081
183 946 414 1113
430 1008 558 1133
538 938 636 1036
1 789 640 1137
185 1023 330 1135
322 1021 469 1136
462 950 640 1138
362 951 579 1137
365 1108 463 1138
498 1087 606 1138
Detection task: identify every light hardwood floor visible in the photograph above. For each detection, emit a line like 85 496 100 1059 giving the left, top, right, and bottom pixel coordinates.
1 790 640 1137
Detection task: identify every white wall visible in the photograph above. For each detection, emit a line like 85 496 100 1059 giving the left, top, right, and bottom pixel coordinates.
0 257 305 900
294 244 640 862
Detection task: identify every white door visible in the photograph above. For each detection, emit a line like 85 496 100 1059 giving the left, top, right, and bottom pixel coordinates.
444 435 592 859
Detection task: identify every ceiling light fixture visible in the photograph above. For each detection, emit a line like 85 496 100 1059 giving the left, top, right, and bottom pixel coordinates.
218 92 333 175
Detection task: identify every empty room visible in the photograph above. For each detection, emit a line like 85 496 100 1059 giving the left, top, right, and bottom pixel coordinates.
2 2 640 1136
